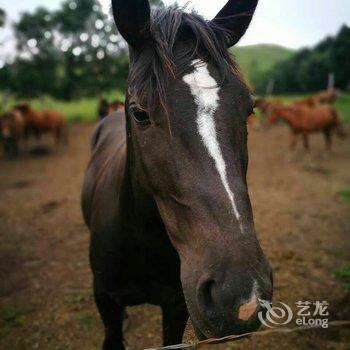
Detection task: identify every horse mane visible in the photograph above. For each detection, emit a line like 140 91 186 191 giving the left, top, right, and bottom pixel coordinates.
128 6 245 114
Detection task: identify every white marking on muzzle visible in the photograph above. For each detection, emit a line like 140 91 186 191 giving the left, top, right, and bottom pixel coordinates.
183 60 242 232
238 280 259 321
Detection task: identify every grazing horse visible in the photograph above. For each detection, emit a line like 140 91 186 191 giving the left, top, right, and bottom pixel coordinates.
294 90 340 108
255 98 284 120
82 1 273 349
12 103 68 145
293 96 318 108
0 110 26 157
268 105 345 151
316 89 340 104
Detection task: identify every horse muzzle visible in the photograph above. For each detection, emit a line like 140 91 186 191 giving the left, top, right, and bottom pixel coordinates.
181 257 273 339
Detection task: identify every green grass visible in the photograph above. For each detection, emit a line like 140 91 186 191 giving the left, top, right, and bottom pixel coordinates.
232 44 294 81
336 93 350 122
0 307 32 335
334 266 350 291
65 290 94 305
76 311 95 331
338 187 350 202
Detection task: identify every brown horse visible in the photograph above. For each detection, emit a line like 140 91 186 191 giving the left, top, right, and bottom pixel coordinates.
247 113 261 129
255 98 284 120
0 110 26 156
108 100 125 114
82 1 272 349
316 89 340 104
294 90 340 108
98 99 125 120
12 103 68 145
293 96 318 108
268 105 345 151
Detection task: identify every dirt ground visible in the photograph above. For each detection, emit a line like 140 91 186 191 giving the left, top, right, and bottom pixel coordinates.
0 122 349 350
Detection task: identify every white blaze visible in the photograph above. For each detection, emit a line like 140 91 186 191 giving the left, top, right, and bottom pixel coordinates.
183 60 242 231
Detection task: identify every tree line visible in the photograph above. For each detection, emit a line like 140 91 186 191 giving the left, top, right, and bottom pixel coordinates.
253 25 350 94
0 2 349 99
0 0 163 100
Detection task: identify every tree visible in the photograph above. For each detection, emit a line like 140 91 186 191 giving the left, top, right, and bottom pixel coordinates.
149 0 165 7
3 0 130 99
255 25 350 94
13 7 61 97
0 0 189 99
14 7 56 55
54 0 127 98
330 25 350 89
0 8 5 28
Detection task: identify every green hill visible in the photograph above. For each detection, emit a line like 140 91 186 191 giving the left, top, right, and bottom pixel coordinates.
231 44 294 82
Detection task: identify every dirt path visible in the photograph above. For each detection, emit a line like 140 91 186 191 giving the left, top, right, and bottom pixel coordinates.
0 123 349 349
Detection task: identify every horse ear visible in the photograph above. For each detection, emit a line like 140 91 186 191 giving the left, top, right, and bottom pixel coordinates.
111 0 151 48
211 0 259 47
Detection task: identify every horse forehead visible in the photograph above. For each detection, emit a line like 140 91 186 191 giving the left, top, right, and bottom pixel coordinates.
182 61 220 104
178 61 246 107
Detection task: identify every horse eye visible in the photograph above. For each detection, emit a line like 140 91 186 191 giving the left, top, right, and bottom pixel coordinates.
132 110 151 126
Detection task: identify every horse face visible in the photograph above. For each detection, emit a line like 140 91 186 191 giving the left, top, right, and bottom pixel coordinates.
113 0 272 338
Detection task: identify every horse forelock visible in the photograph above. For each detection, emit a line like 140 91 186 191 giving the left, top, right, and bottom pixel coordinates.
128 6 246 115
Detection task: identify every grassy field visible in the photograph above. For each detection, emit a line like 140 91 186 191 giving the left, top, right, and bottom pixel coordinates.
232 44 294 82
1 91 349 123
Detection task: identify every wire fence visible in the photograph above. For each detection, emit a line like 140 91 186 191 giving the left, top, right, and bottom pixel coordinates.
145 320 350 350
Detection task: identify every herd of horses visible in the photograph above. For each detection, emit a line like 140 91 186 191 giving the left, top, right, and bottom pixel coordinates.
0 98 126 157
1 89 344 158
254 89 345 152
0 103 68 156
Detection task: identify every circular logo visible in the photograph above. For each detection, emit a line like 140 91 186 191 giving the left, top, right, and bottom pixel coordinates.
258 299 293 328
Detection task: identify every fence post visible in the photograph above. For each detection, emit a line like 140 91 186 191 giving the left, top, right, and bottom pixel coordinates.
266 78 275 97
327 73 334 91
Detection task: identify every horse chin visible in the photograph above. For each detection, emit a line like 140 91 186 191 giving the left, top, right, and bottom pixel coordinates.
189 308 263 341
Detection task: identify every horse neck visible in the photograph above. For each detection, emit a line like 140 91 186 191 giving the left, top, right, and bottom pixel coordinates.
124 114 159 218
277 109 295 125
122 134 168 250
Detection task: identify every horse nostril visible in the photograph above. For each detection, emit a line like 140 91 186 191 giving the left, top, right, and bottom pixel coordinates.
197 279 215 310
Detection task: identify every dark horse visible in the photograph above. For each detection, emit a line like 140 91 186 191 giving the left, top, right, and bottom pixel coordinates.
82 1 273 349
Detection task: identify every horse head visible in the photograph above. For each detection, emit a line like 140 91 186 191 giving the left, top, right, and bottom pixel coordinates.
112 0 272 338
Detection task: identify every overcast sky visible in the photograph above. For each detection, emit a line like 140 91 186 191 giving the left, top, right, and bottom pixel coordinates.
1 0 349 57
